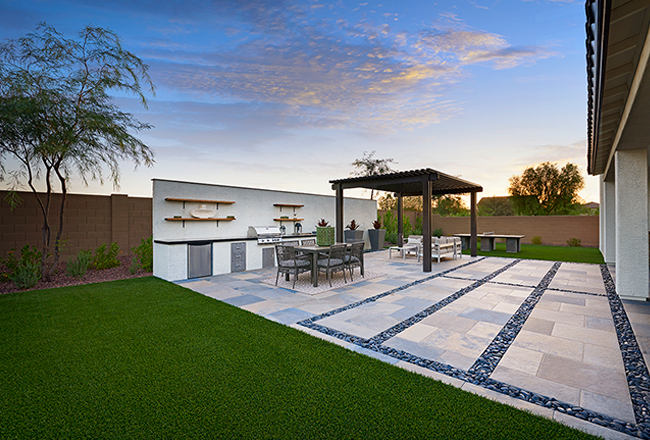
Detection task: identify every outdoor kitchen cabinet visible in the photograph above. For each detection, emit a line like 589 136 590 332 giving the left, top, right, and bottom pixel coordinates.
188 242 212 278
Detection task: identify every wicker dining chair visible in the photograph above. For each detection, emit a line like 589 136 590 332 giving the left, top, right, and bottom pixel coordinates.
345 241 365 281
275 244 312 289
300 238 316 246
316 243 347 287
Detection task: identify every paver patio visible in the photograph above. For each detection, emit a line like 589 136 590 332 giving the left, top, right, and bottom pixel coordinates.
177 250 650 440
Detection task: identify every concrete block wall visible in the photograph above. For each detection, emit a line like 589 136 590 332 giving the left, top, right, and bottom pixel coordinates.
378 210 599 247
0 190 152 261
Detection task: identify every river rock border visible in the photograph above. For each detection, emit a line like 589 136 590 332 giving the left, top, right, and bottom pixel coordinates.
601 265 650 434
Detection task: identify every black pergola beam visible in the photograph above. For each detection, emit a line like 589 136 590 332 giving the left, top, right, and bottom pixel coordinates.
331 173 439 191
422 178 432 272
397 193 404 247
334 183 344 243
470 191 477 257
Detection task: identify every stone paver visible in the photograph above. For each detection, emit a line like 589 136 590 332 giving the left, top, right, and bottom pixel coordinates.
178 250 650 439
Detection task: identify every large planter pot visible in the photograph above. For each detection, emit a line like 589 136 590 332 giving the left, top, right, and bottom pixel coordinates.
316 226 335 246
368 229 386 251
344 230 364 243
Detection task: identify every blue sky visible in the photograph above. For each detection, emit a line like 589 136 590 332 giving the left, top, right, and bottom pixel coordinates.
1 0 598 202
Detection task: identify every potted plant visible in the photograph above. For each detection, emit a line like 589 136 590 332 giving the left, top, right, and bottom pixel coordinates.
316 218 335 246
368 219 386 251
344 219 364 243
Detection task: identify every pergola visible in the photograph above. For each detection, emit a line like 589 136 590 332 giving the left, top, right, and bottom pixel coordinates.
330 168 483 273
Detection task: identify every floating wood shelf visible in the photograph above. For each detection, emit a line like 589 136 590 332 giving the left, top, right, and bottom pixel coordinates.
273 203 304 208
165 217 235 221
274 218 304 222
165 198 235 204
165 217 235 227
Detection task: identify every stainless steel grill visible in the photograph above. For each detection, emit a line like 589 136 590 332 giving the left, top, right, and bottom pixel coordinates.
248 226 283 244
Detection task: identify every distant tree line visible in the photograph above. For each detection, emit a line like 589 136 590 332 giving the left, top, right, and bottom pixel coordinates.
376 162 595 217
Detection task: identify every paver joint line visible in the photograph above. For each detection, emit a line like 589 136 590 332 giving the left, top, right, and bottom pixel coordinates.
442 275 607 297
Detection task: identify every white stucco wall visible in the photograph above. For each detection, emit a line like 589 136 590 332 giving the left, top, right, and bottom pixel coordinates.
614 149 649 300
153 179 376 242
152 179 377 281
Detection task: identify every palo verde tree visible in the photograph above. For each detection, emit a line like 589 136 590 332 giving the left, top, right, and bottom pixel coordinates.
0 23 155 280
351 150 396 200
508 162 584 216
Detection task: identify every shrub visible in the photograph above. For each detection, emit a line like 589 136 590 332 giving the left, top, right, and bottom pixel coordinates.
531 236 542 245
67 250 92 278
130 236 153 274
413 216 423 235
2 245 42 289
11 260 41 289
92 242 121 270
433 228 443 238
566 238 581 247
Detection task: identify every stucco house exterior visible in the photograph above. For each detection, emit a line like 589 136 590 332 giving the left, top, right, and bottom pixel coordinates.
587 0 650 300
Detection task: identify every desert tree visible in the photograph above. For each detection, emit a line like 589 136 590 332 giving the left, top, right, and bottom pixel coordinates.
351 150 396 200
0 23 155 280
508 162 584 216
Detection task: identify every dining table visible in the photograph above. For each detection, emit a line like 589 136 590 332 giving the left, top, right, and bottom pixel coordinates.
296 243 349 287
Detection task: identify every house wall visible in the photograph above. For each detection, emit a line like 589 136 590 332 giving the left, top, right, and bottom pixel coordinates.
377 210 599 247
0 190 152 260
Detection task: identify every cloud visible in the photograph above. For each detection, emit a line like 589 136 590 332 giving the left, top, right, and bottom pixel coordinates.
104 1 556 131
512 140 587 169
414 29 554 69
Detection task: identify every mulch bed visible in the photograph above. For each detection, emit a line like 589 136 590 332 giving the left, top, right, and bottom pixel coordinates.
0 255 152 295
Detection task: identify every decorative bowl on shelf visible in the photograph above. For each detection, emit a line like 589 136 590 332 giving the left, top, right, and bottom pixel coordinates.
190 204 216 219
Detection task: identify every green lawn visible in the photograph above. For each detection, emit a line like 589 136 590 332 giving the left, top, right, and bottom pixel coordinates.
0 277 596 439
462 242 605 264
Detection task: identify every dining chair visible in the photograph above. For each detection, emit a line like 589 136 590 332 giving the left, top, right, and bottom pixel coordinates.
317 243 347 287
275 244 312 289
345 241 365 281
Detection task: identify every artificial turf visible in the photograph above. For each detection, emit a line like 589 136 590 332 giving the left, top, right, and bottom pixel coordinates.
0 277 597 439
462 242 605 264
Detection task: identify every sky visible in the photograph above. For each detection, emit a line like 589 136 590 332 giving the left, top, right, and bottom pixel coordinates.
0 0 599 203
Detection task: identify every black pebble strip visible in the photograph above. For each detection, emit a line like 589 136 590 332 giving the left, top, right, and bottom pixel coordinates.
601 265 650 432
468 262 561 378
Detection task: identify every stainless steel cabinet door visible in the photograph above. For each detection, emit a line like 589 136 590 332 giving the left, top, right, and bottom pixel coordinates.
188 243 212 279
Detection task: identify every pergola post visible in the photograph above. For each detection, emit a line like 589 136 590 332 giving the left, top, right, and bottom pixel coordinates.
397 193 404 246
470 191 477 257
422 179 432 272
335 183 344 243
